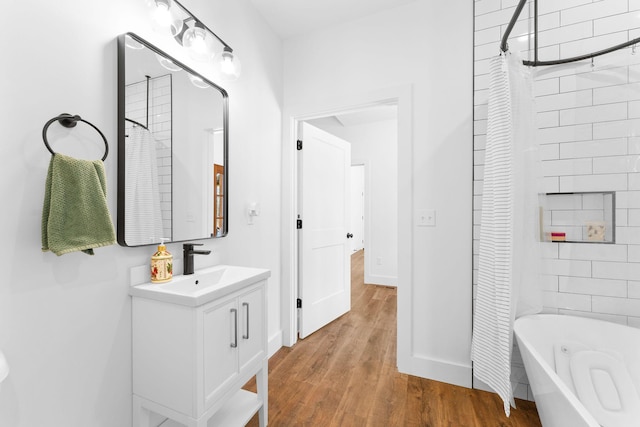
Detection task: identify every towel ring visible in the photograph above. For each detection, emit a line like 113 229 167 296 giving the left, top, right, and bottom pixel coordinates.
42 113 109 161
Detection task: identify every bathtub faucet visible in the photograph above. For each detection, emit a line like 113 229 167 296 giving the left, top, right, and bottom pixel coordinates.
183 243 211 275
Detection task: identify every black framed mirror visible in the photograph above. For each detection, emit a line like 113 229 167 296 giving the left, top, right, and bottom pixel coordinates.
117 32 228 246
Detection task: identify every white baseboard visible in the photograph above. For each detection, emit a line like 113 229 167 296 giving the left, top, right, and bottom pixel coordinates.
364 274 397 287
399 353 472 388
268 330 283 358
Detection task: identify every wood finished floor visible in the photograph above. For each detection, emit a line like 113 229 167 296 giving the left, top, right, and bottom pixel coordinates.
245 250 541 426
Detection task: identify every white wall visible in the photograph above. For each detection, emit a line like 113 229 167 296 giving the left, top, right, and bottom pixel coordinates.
350 165 365 252
283 0 474 386
349 120 398 285
309 118 398 286
474 0 640 401
0 1 282 425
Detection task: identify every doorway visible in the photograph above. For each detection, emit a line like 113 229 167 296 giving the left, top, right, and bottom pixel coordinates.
281 86 412 369
297 103 398 339
306 104 398 286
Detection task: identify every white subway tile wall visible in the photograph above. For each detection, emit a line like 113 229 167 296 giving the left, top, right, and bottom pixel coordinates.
125 75 172 239
474 0 640 400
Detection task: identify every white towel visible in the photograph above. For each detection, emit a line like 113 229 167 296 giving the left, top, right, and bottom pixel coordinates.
471 53 516 416
125 126 164 245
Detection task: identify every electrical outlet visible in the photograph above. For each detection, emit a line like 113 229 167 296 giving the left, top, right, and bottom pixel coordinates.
417 209 436 227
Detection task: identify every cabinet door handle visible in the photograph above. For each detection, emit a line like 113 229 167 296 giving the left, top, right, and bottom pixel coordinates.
230 308 238 348
242 302 250 339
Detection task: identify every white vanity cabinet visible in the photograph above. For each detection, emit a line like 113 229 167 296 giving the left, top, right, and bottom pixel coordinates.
130 266 269 427
202 286 265 410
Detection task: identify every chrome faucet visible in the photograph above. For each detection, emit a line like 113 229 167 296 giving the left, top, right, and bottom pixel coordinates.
183 243 211 275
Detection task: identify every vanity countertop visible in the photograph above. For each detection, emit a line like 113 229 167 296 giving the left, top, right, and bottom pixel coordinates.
129 264 270 307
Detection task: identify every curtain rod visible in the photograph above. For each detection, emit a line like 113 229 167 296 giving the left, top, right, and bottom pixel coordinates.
500 0 640 66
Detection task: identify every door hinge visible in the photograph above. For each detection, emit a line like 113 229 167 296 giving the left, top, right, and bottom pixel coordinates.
297 139 303 150
297 298 302 308
296 219 302 229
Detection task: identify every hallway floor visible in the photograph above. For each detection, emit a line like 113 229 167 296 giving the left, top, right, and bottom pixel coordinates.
246 250 542 426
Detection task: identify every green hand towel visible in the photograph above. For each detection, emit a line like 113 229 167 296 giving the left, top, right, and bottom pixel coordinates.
42 154 116 256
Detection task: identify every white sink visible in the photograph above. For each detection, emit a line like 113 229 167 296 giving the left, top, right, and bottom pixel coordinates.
129 265 270 307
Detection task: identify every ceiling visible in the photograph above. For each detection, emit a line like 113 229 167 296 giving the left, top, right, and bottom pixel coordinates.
250 0 418 39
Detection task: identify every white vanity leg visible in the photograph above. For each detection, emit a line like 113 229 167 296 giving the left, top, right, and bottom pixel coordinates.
132 395 152 427
257 360 268 426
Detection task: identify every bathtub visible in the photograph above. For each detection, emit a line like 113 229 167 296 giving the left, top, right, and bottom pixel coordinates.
513 314 640 427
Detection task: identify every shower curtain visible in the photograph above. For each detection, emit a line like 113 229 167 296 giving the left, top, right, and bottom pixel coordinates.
125 125 164 245
471 52 543 416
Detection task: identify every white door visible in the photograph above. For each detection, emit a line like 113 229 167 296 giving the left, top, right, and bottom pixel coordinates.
298 122 351 339
350 165 365 252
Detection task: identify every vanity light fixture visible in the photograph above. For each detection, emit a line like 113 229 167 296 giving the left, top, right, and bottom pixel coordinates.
147 0 241 81
216 47 242 82
179 22 215 62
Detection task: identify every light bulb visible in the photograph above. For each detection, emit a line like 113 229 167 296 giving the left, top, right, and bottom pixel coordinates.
221 55 234 74
149 0 184 37
182 24 215 61
153 2 171 25
215 48 242 81
189 29 207 54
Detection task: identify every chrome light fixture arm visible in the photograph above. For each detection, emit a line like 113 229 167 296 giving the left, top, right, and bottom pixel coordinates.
172 0 233 53
149 0 241 80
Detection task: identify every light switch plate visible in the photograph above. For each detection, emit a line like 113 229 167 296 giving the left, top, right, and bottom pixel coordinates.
417 209 436 227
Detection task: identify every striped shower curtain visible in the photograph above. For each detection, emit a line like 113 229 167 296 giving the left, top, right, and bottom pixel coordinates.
471 52 543 416
125 125 164 245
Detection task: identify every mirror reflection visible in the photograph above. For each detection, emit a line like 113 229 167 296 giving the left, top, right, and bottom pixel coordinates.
117 32 228 247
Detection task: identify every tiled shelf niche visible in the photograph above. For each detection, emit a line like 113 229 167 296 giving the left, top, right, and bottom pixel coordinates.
542 192 615 244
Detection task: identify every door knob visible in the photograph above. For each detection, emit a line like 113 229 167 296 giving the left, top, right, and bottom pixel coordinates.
346 233 353 238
